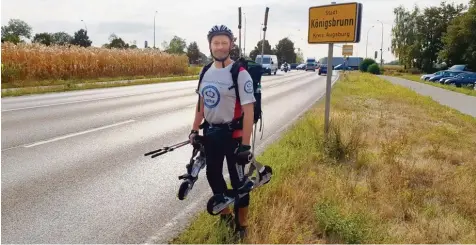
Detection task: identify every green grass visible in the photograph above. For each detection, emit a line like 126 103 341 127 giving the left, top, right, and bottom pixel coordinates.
1 75 199 97
398 74 476 97
168 72 476 244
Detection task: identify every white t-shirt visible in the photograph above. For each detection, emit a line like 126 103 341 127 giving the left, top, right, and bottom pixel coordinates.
198 61 256 124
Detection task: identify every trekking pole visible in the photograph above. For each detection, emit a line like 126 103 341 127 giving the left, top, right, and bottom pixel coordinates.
238 7 242 58
144 140 190 158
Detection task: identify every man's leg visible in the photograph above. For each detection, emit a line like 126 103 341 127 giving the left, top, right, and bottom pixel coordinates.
225 137 250 234
205 133 232 216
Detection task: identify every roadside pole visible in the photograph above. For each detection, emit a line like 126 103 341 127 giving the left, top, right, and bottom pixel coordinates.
260 7 270 65
308 1 363 138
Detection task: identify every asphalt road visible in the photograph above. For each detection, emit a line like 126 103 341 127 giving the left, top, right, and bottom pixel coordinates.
1 70 339 244
380 75 476 117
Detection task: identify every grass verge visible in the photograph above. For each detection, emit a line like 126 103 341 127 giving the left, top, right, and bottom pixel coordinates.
393 74 476 97
1 66 202 97
1 74 199 97
171 72 476 244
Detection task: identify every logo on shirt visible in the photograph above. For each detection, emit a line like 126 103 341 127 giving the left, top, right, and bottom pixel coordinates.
244 80 253 94
202 85 220 108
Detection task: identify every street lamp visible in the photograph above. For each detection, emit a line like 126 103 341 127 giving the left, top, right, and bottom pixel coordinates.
154 11 158 48
244 12 247 57
366 25 374 58
81 20 87 32
377 20 384 67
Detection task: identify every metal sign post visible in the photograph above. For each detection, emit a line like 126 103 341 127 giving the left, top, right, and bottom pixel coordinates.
308 1 363 137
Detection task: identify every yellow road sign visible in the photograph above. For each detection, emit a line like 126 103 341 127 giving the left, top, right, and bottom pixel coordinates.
308 2 362 43
342 44 353 56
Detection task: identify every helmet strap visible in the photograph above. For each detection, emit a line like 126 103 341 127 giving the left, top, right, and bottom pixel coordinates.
209 44 232 68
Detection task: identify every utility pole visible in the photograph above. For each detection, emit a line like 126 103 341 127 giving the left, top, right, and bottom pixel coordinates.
244 12 247 57
154 11 158 48
81 20 87 33
377 20 384 67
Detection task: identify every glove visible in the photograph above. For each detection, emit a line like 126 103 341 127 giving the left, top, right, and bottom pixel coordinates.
189 130 198 144
236 144 253 165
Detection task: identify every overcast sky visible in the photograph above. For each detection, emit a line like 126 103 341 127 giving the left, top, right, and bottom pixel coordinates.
1 0 469 62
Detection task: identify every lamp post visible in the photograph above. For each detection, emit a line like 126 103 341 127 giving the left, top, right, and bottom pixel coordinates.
81 20 87 32
154 11 158 48
377 20 384 67
366 25 374 58
244 12 247 57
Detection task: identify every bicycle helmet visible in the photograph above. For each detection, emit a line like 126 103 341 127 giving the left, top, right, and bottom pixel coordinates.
207 25 234 67
207 25 234 43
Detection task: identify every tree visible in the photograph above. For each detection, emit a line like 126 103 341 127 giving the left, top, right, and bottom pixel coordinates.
439 2 476 70
391 5 421 69
70 29 92 47
249 40 273 61
1 19 32 44
186 41 201 64
230 38 240 60
51 32 73 45
129 40 138 49
296 49 304 63
33 32 53 46
199 52 209 64
274 37 297 65
163 36 187 54
391 2 466 71
104 33 128 49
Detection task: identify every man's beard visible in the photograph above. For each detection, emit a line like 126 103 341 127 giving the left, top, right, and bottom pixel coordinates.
212 50 230 60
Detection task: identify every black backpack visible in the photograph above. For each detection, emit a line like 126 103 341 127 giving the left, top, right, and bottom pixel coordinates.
195 57 263 132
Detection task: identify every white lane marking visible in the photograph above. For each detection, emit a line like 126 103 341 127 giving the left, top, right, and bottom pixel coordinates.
144 72 341 244
1 87 195 112
2 72 304 113
23 120 135 148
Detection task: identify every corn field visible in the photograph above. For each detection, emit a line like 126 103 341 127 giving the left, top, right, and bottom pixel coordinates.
1 42 190 86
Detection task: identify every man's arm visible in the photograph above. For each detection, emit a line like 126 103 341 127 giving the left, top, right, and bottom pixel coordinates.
192 97 204 131
241 103 254 145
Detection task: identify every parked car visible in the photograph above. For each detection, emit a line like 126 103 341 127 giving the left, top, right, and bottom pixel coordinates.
438 72 466 83
428 71 464 82
448 64 472 72
421 71 444 81
444 72 476 87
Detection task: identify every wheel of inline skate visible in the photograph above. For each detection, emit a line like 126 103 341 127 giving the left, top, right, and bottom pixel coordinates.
206 194 232 216
177 181 191 200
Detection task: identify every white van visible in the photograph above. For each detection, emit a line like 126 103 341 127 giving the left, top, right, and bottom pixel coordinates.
255 54 279 75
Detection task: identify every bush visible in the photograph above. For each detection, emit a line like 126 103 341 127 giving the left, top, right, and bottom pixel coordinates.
367 63 380 74
404 68 422 74
359 58 376 72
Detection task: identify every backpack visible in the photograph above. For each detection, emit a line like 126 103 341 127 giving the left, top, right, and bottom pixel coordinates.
195 57 263 133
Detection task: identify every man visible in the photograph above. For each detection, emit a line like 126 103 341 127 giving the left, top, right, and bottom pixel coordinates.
189 25 255 238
